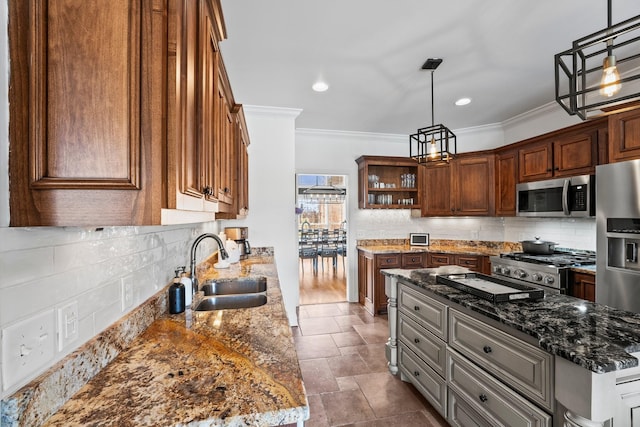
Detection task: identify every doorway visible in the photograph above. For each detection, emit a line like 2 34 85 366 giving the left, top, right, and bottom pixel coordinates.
296 174 347 305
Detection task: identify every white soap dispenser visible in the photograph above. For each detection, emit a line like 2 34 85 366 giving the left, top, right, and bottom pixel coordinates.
179 266 193 307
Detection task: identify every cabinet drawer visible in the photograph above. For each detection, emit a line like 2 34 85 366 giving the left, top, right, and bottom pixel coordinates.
449 309 553 411
448 388 494 427
429 253 453 266
376 254 401 268
399 343 447 418
447 349 551 427
456 255 481 270
399 313 446 377
402 252 425 268
399 284 448 340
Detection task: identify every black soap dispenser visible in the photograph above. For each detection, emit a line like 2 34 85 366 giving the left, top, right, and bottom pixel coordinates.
169 269 186 314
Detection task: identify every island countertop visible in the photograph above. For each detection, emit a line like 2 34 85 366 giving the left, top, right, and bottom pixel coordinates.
383 267 640 374
31 252 308 427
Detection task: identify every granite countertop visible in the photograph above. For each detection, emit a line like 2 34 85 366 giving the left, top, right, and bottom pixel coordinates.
356 239 519 257
383 267 640 374
9 252 308 427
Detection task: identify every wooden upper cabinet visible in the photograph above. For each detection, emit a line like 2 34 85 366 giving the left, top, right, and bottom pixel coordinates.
609 108 640 162
422 153 494 216
495 149 518 216
421 162 452 216
215 57 235 211
9 0 166 226
453 154 495 216
9 0 245 226
356 156 421 209
518 119 605 183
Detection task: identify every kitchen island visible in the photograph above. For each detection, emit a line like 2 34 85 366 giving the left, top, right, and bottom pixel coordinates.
1 250 308 427
384 267 640 427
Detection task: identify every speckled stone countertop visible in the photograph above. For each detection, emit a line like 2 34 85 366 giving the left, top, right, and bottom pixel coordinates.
2 250 308 427
357 238 521 256
383 267 640 374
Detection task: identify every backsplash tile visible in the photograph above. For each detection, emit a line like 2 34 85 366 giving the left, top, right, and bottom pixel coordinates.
0 222 219 398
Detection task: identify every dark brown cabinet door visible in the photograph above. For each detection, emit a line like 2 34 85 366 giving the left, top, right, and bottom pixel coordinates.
519 141 553 182
571 272 596 302
609 108 640 162
552 132 597 177
454 155 495 216
422 162 452 216
9 0 166 226
495 149 517 216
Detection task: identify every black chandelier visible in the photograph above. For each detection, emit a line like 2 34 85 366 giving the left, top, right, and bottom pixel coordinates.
555 0 640 119
409 58 456 163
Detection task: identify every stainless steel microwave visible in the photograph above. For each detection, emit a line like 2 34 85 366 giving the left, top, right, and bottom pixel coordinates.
516 174 595 217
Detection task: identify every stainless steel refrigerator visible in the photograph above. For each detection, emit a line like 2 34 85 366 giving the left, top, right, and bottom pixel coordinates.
596 159 640 313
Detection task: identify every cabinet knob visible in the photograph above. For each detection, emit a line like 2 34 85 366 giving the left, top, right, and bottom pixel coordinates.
203 186 213 196
414 338 420 344
414 306 420 311
483 345 492 354
479 394 488 403
224 187 230 193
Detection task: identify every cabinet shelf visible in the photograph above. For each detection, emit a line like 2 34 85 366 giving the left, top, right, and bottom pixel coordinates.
356 155 421 210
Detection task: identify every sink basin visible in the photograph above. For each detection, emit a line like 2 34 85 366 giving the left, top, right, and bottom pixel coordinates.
200 277 267 296
194 294 267 311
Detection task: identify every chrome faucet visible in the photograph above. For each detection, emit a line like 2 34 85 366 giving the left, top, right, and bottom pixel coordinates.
189 233 229 295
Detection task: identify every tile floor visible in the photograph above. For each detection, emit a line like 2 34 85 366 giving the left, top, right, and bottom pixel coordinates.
291 302 449 427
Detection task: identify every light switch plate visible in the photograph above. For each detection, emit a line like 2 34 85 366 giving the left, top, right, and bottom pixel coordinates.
57 301 79 351
2 310 55 391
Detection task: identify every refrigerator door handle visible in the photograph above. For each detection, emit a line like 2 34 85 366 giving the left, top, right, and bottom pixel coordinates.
562 179 570 215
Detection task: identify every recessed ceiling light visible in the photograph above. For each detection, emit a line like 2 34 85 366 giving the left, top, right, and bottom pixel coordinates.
312 81 329 92
455 97 471 106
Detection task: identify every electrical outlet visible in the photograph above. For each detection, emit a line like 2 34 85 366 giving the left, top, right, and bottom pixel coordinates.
121 276 134 311
57 301 79 351
2 310 55 391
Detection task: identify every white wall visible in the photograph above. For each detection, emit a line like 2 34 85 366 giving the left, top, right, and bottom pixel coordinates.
222 106 302 326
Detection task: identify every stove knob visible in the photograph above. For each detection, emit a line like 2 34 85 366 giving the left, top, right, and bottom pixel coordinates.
532 273 543 281
514 269 527 279
493 266 502 274
544 276 555 285
502 268 511 275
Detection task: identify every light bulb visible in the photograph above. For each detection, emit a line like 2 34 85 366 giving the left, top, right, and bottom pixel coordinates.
600 55 621 98
429 137 437 159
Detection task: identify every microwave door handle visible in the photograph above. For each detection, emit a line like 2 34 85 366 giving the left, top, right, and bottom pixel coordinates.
562 179 570 215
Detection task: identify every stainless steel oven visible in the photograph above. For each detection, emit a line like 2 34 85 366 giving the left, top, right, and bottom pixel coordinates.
490 250 596 295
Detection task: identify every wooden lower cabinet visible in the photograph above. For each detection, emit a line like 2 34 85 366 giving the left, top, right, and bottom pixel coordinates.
393 281 553 425
570 271 596 302
357 250 427 315
427 252 491 275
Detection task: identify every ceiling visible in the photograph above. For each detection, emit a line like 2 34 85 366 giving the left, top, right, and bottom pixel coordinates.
218 0 640 136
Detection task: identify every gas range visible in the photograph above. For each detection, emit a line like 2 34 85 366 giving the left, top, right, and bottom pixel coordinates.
489 249 596 293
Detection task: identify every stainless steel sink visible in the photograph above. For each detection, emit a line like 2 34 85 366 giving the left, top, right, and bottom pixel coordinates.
200 277 267 296
194 294 267 311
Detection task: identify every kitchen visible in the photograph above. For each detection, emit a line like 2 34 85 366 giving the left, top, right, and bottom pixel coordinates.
2 1 640 426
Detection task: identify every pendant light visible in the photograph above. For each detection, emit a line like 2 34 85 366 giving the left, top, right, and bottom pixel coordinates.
555 0 640 119
409 58 456 163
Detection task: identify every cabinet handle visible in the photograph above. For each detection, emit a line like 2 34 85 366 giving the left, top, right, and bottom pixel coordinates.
414 338 420 344
387 258 393 263
483 345 492 354
479 394 488 403
414 371 420 377
203 186 213 196
224 187 230 193
414 306 420 311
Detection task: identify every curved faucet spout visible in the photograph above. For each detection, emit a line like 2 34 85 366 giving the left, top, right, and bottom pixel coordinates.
189 233 229 295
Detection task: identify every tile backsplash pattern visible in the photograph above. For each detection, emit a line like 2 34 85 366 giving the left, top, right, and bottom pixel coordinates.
0 223 220 398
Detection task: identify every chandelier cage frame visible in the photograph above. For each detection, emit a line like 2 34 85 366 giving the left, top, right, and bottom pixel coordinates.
409 58 457 163
555 1 640 120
